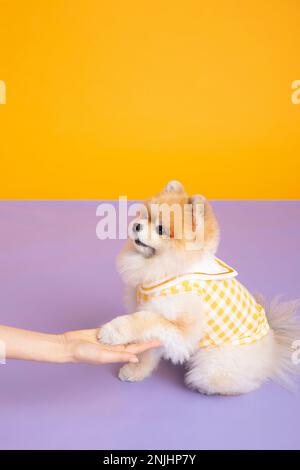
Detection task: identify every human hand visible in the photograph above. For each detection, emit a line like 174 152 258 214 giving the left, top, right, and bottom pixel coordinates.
63 328 160 365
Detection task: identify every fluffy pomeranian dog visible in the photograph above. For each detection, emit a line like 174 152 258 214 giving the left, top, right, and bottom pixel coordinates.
99 181 300 395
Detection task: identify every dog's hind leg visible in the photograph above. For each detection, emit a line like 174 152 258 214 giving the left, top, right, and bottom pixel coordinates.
185 332 276 395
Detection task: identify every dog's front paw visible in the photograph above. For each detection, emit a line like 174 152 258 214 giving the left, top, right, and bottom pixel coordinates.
97 316 132 345
118 363 149 382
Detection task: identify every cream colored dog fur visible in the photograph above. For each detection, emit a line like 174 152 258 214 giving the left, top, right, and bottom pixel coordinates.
98 181 300 395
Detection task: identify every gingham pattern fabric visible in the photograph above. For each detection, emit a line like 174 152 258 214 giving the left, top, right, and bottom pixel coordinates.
137 264 269 348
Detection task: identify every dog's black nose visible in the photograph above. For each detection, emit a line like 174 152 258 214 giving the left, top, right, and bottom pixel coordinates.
133 223 142 233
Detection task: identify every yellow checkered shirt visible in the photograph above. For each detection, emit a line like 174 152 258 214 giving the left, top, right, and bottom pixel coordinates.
137 259 270 348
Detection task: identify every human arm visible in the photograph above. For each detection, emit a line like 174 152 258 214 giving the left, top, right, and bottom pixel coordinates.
0 325 160 365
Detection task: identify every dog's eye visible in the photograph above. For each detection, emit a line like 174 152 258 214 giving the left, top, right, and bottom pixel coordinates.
156 224 166 236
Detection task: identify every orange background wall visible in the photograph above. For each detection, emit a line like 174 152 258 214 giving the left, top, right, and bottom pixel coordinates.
0 0 299 199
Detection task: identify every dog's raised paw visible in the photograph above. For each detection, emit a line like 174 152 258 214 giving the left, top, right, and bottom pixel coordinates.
97 316 131 345
98 323 122 345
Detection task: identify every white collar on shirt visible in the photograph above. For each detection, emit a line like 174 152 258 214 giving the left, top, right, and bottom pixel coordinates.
139 256 238 293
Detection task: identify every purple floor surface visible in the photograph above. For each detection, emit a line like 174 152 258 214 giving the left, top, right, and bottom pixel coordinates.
0 201 299 450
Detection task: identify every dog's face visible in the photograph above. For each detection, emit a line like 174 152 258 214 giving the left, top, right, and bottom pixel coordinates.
117 181 220 285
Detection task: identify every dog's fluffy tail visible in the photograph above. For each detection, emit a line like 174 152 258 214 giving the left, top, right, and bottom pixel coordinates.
256 294 300 390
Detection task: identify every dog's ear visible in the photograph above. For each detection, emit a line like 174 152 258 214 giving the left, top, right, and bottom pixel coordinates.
189 195 220 254
189 195 206 231
162 180 185 193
